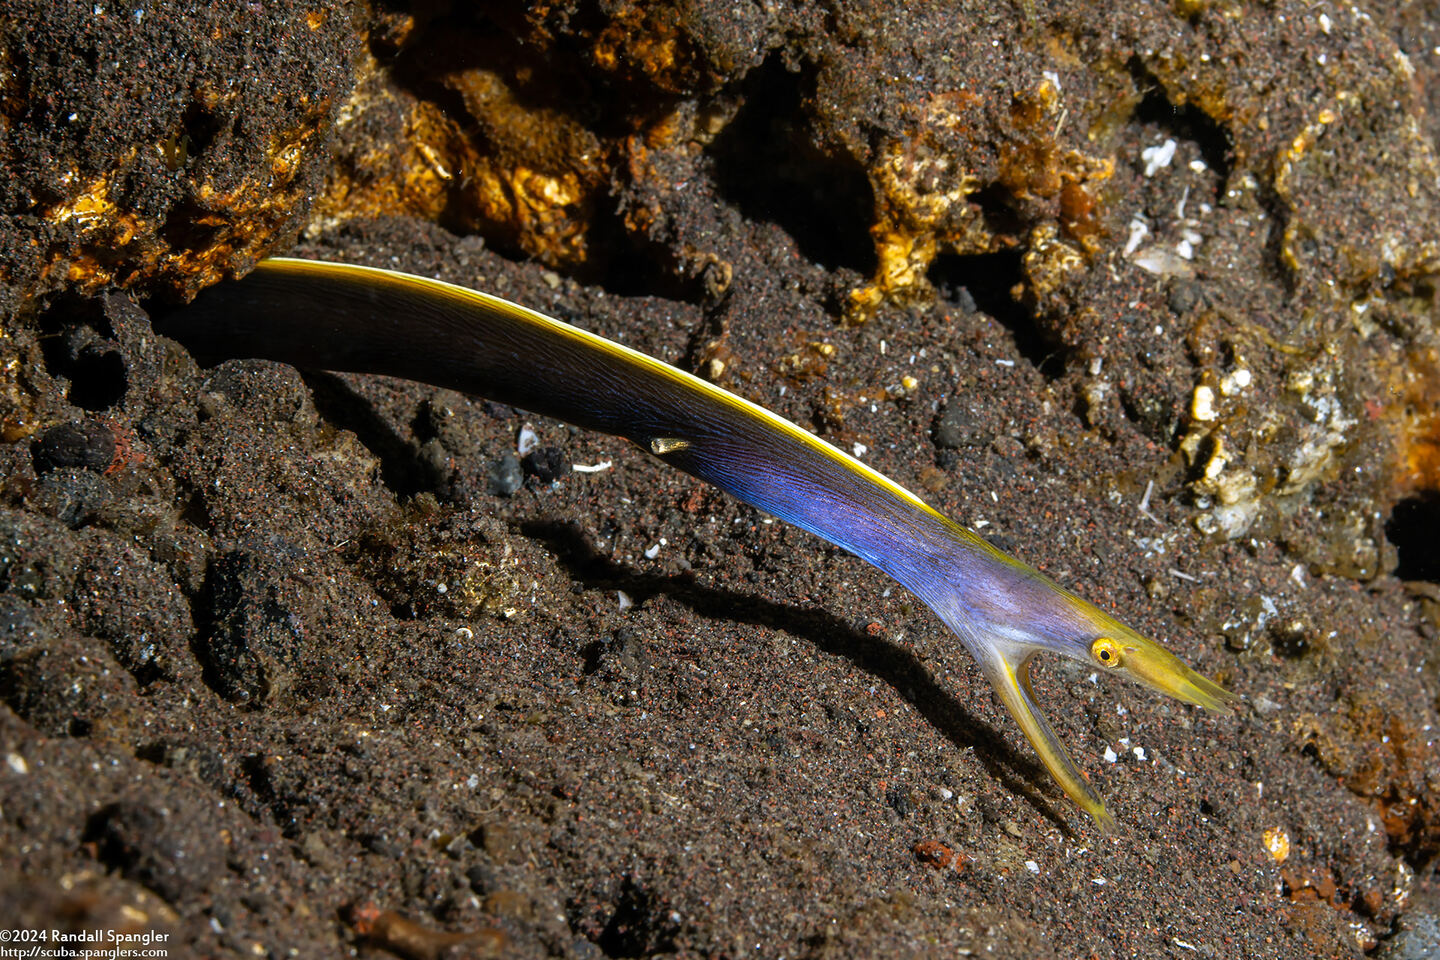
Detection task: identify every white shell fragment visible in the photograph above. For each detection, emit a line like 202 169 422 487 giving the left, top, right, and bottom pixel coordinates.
517 422 539 455
1131 246 1196 278
1141 138 1178 176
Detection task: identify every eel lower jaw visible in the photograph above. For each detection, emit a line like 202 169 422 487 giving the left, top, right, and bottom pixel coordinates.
983 647 1118 835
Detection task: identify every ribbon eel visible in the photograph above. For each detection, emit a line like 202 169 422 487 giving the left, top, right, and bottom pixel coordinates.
162 256 1236 831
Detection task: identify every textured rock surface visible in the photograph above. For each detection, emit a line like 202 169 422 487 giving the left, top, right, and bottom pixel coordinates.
0 0 354 307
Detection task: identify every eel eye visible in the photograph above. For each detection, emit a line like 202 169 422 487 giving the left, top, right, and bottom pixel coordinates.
1091 637 1123 668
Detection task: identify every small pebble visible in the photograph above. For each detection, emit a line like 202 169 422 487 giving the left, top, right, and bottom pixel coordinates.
485 454 523 497
523 446 569 482
1262 827 1290 863
516 423 539 455
1220 368 1251 395
933 401 977 449
913 839 956 870
1191 385 1217 422
1167 280 1203 315
31 420 115 474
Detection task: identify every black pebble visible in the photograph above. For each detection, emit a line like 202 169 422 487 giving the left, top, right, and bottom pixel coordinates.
196 550 307 704
466 862 500 894
523 446 569 482
986 534 1017 554
31 420 115 474
932 401 977 449
885 786 913 819
1167 280 1203 316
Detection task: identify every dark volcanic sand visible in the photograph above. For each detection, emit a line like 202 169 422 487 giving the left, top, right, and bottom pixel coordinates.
2 2 1439 958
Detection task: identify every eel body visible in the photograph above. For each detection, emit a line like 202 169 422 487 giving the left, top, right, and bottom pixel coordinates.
161 257 1236 831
